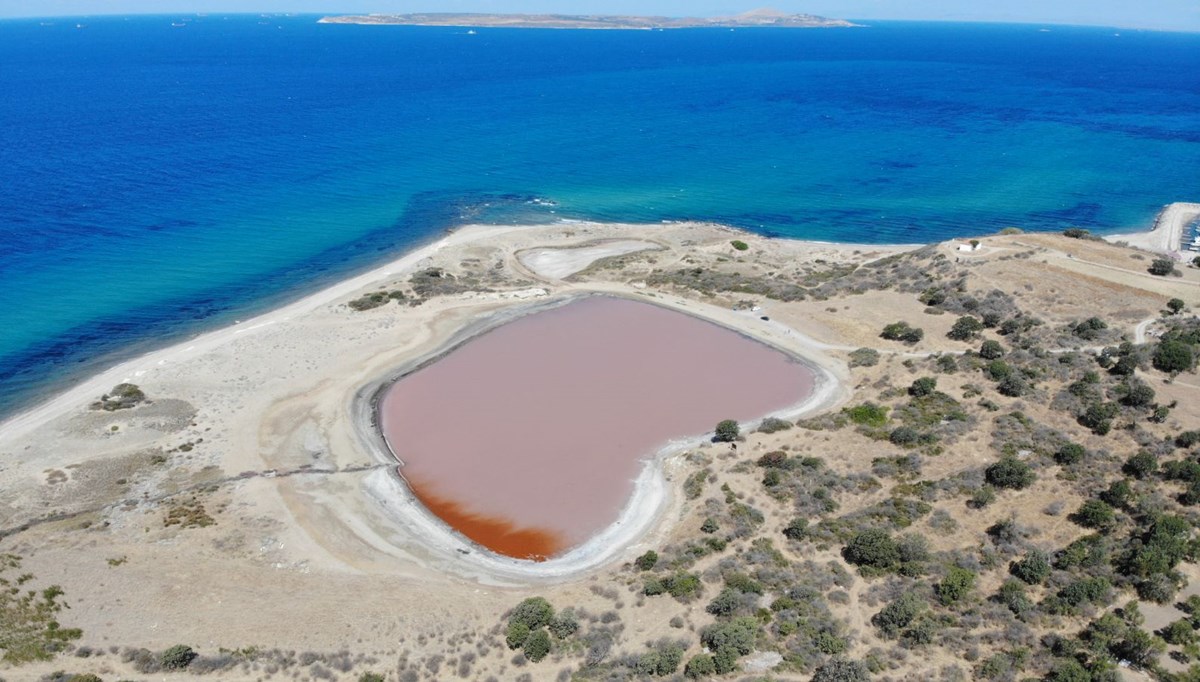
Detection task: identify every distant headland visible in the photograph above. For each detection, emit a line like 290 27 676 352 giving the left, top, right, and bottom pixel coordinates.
317 8 858 30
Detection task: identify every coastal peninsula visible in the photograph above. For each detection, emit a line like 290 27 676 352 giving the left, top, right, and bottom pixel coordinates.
3 219 1200 681
317 9 857 30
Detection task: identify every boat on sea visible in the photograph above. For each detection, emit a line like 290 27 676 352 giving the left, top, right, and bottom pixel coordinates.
467 29 477 35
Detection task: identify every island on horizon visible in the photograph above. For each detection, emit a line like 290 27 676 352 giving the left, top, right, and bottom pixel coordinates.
317 8 857 30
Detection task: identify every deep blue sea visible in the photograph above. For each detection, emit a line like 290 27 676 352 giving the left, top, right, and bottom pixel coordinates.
1 15 1198 416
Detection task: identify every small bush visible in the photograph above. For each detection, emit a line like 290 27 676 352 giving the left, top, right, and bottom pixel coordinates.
979 339 1005 359
845 403 888 428
872 592 925 638
160 644 197 670
548 609 579 639
782 517 808 541
936 567 976 606
634 550 658 571
1054 442 1086 465
730 240 749 251
1150 258 1178 276
849 348 880 367
1071 499 1116 530
881 321 924 344
812 658 871 682
985 457 1035 490
522 629 551 662
713 419 740 443
684 653 716 679
947 316 984 341
1010 550 1051 585
843 529 900 573
1154 339 1195 374
909 377 937 397
509 597 554 630
757 417 793 434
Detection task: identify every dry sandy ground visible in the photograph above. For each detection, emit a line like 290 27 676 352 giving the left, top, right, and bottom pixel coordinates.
517 239 661 279
3 220 1196 681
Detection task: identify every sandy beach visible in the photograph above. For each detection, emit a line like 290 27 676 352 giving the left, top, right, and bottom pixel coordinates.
1106 201 1200 256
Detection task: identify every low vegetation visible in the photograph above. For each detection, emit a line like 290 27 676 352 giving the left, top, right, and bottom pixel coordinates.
90 383 145 411
0 555 82 663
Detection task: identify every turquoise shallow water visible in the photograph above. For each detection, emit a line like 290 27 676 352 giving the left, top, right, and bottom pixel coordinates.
0 16 1197 416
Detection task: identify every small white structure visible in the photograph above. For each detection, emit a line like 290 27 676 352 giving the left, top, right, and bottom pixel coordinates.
956 242 982 252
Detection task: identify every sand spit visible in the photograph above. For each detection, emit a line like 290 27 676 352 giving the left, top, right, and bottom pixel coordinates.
1106 201 1200 256
0 220 860 587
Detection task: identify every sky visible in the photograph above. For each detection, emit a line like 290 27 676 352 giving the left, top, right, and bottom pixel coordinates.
0 0 1198 31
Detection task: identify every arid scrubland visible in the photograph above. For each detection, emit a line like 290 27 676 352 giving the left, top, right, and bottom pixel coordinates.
3 223 1200 682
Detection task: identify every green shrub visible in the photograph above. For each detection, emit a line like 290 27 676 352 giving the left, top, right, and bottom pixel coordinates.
1054 442 1086 465
1079 401 1119 435
684 653 716 679
1168 298 1186 314
0 557 83 664
985 457 1035 490
757 417 793 433
909 377 937 397
1071 499 1115 530
705 588 742 617
948 315 984 341
881 321 924 344
996 580 1034 618
548 609 579 639
1045 659 1091 682
845 403 889 428
936 567 976 606
1154 339 1195 373
700 617 757 656
979 339 1005 359
730 240 749 251
1150 258 1178 276
506 622 531 649
1159 618 1196 646
1100 479 1134 509
1123 451 1158 479
713 419 740 443
160 645 197 670
849 348 880 367
812 658 871 682
509 597 554 630
634 550 658 571
782 517 808 541
872 592 925 638
984 359 1012 381
1010 550 1051 585
1071 316 1108 340
663 571 702 601
843 529 900 573
522 629 551 662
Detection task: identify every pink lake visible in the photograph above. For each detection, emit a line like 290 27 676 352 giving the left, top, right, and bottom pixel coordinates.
378 296 814 560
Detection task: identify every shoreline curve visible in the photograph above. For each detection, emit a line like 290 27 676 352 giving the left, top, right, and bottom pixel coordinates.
349 290 846 583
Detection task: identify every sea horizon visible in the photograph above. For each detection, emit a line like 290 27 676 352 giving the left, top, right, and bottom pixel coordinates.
0 16 1197 418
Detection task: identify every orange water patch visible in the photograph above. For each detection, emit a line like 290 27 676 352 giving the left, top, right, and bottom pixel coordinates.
406 479 567 561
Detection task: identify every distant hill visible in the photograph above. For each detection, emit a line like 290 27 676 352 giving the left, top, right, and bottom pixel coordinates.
317 8 858 29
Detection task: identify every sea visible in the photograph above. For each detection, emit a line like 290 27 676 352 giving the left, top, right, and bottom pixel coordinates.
0 15 1198 417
